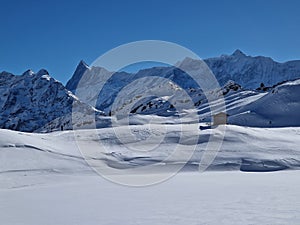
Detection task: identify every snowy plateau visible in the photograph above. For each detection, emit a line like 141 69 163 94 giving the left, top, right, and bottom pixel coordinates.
1 50 300 225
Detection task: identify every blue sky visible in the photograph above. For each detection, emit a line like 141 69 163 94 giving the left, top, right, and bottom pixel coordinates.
1 0 300 84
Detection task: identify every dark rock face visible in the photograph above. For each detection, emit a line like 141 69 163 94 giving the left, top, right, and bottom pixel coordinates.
0 70 102 132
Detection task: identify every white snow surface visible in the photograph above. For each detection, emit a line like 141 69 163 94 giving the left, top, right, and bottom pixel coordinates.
1 124 300 174
1 124 300 224
1 171 299 225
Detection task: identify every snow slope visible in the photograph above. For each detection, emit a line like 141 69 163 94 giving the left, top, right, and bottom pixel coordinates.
1 124 300 175
227 79 300 127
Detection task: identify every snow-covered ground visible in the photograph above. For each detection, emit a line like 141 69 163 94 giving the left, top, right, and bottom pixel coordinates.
0 124 300 224
0 171 299 225
1 124 300 174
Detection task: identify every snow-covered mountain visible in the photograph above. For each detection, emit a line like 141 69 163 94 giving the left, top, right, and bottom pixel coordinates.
205 50 300 89
0 69 104 132
66 50 300 115
67 50 300 92
66 62 201 114
1 50 300 132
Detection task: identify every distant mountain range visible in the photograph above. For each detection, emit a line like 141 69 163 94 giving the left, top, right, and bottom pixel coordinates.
1 50 300 132
205 49 300 88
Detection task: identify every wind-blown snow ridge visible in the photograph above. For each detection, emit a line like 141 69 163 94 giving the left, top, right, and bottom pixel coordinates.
0 125 300 174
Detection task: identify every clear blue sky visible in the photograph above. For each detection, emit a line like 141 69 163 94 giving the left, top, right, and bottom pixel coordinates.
1 0 300 84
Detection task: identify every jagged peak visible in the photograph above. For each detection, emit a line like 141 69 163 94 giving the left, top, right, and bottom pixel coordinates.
77 60 90 70
36 69 49 76
232 49 246 57
72 60 90 78
22 69 34 76
65 60 90 91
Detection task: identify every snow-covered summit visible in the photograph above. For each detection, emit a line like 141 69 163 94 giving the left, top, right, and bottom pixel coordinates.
22 69 34 76
36 69 49 76
204 50 300 89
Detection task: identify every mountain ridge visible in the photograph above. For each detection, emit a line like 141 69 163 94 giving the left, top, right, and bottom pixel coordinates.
0 70 104 132
1 50 300 132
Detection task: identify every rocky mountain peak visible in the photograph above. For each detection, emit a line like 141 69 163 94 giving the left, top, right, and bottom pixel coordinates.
231 49 246 57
